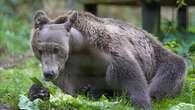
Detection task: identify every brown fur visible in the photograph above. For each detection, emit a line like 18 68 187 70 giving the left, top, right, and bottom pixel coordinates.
30 10 186 109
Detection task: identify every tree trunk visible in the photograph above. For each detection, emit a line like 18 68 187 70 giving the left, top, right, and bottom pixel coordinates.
141 0 160 36
84 4 97 15
177 6 188 32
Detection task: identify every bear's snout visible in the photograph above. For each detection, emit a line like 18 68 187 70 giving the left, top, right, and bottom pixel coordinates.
44 70 56 81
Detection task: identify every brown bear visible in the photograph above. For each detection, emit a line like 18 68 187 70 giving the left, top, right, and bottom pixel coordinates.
30 10 186 109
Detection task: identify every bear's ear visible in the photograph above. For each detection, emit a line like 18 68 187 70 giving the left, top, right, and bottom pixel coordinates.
33 10 49 29
52 15 68 24
64 11 78 32
69 11 78 24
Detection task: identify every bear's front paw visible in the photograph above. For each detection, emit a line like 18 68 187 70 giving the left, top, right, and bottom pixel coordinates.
149 89 166 101
78 85 102 99
28 84 50 101
131 95 152 110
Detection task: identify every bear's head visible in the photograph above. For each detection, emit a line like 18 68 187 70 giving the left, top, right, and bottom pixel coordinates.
31 10 77 81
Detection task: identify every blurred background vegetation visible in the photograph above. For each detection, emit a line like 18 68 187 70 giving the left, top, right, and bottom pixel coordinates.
0 0 195 55
0 0 194 109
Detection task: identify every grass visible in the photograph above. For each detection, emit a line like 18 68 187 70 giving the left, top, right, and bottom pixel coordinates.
0 57 194 110
0 58 41 109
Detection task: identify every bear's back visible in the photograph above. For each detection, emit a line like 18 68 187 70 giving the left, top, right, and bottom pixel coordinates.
102 18 157 81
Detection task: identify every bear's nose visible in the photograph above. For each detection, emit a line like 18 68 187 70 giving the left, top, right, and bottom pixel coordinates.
44 70 55 80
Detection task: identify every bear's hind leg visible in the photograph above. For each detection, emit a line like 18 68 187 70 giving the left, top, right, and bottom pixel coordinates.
149 56 186 100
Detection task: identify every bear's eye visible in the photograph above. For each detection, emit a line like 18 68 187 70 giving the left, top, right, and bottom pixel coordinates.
53 47 59 54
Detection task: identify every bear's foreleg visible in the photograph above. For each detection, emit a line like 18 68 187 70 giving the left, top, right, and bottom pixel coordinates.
106 52 151 109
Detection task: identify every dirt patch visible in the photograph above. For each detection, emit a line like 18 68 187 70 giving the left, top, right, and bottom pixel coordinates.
0 52 33 69
0 46 7 56
0 103 12 110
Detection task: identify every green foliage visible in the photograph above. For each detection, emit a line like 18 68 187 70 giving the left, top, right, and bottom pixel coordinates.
18 94 122 110
163 32 195 55
30 77 43 86
18 95 40 110
0 16 30 56
0 0 41 18
161 18 195 55
169 103 195 110
176 0 187 8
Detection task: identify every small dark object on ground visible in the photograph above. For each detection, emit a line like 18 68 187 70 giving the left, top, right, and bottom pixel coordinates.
28 84 50 101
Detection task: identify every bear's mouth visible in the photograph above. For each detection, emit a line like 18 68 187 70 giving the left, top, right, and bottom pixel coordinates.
43 73 58 81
